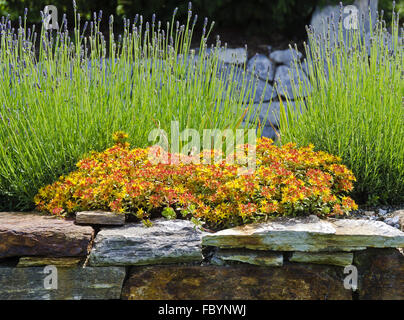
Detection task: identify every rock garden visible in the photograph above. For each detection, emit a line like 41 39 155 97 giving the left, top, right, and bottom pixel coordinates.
0 0 403 300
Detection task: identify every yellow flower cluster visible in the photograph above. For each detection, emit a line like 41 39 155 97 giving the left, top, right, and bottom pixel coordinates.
35 134 358 230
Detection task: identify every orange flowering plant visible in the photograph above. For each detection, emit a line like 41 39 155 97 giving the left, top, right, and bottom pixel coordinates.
34 133 357 230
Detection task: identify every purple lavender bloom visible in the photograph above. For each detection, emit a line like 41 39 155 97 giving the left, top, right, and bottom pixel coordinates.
83 21 88 33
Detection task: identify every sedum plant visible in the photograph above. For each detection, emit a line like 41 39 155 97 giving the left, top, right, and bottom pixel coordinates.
0 2 265 210
280 4 404 205
35 133 358 230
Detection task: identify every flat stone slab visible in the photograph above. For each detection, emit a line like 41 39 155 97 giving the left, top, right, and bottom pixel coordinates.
76 211 125 226
202 217 404 252
0 266 126 300
17 257 82 268
290 252 353 267
0 212 94 258
121 264 351 300
89 219 204 266
213 47 247 64
212 249 283 266
270 48 302 65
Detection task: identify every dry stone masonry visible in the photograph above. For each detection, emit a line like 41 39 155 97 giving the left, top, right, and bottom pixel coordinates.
228 45 309 140
89 219 204 266
0 211 403 300
0 212 93 258
75 211 125 226
202 216 404 252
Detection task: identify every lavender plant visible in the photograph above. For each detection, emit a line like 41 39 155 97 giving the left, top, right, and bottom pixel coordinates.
0 2 265 210
280 4 404 204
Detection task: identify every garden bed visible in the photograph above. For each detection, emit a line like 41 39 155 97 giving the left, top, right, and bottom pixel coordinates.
0 0 403 302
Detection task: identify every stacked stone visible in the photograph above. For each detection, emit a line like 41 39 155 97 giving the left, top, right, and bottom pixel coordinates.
1 211 403 300
0 211 125 300
207 46 310 140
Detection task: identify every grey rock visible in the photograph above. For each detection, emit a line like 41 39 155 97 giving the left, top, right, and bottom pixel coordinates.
0 212 93 258
391 210 404 232
310 1 378 51
384 216 400 227
202 217 404 252
218 47 247 64
247 54 275 81
274 65 311 99
247 78 275 103
219 65 275 103
206 47 247 65
354 248 404 300
76 211 125 226
270 48 302 65
213 249 283 266
0 266 126 300
122 264 352 300
259 101 281 126
378 209 388 216
310 5 343 49
290 251 353 267
363 211 376 217
89 219 204 266
252 80 276 103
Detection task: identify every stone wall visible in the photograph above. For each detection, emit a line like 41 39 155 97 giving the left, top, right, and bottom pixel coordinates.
0 211 403 300
205 45 310 140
